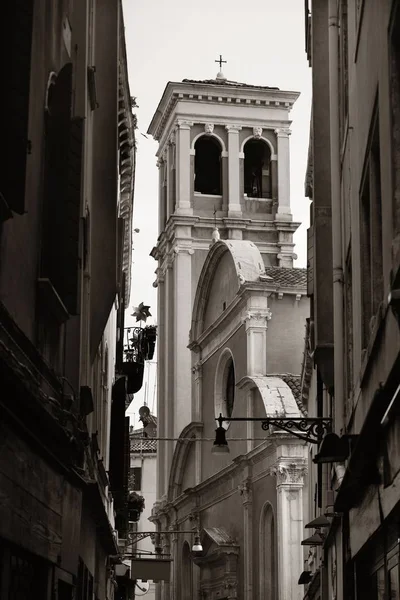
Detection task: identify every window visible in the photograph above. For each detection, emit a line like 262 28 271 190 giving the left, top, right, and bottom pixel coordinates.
225 359 235 418
214 350 236 425
129 466 142 491
194 136 222 195
244 139 271 198
360 111 383 350
41 62 84 315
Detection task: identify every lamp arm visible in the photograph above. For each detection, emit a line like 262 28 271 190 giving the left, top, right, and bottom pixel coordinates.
216 414 332 444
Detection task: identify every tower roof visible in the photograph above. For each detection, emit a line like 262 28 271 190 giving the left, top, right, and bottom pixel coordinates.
148 78 299 142
181 78 280 91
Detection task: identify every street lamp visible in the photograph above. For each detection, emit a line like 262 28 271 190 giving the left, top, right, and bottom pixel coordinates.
212 413 332 452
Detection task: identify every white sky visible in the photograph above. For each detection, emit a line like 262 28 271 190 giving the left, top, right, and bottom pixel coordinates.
122 0 311 425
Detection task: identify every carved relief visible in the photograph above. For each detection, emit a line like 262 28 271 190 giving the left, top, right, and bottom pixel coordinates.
271 461 308 486
243 308 272 323
238 480 253 504
204 123 214 134
253 126 263 139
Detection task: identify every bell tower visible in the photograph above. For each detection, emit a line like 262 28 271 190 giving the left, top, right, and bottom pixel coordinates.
148 70 300 500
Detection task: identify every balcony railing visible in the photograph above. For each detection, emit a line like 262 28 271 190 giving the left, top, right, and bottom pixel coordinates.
121 326 157 393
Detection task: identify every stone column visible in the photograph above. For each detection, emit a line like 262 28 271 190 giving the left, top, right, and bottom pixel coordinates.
270 154 278 201
156 268 166 497
176 120 193 215
273 456 307 600
164 258 174 494
225 125 242 216
275 128 292 218
239 479 253 600
173 239 194 437
246 389 255 453
158 154 167 232
168 131 176 217
243 306 272 376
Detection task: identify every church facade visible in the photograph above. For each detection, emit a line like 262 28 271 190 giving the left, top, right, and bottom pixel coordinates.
148 71 309 600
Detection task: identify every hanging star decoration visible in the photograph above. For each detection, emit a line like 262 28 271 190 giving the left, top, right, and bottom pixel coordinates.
132 302 152 323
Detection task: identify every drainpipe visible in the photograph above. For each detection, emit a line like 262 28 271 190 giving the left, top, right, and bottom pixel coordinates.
329 0 345 434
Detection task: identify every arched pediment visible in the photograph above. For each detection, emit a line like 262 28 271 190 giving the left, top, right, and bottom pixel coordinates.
168 422 203 502
240 375 300 417
190 240 265 343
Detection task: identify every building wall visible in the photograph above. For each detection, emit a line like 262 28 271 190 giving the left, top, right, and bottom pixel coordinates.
0 0 135 598
304 1 400 598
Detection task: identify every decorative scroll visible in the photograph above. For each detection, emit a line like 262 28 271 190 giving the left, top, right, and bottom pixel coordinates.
260 417 331 443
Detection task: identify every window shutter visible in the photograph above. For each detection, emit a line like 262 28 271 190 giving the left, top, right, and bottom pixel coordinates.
42 64 83 315
61 117 84 314
2 0 35 213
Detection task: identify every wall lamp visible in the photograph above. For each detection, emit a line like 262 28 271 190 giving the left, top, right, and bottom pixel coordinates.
127 530 203 554
313 433 358 463
212 413 332 453
298 560 313 585
301 529 325 546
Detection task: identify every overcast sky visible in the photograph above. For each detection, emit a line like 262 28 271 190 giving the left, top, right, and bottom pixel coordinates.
122 0 312 425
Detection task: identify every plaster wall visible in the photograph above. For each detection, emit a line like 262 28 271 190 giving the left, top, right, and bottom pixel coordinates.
131 453 157 600
266 295 309 374
203 251 239 330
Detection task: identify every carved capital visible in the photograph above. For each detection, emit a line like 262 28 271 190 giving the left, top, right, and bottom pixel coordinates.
225 124 242 133
274 127 291 138
177 120 194 130
271 460 307 487
173 244 194 256
243 308 272 323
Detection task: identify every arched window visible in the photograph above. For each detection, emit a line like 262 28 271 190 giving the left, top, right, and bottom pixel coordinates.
194 136 222 195
259 502 277 600
225 358 235 417
244 139 271 198
215 350 236 424
181 542 193 600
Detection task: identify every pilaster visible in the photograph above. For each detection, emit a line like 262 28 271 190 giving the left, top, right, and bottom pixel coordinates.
243 307 272 376
225 125 242 216
272 455 307 600
270 154 278 201
239 478 253 600
275 128 292 218
192 362 203 485
176 120 193 215
173 242 194 436
156 268 166 497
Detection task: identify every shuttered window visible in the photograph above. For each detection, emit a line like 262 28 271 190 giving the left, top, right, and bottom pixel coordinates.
2 0 35 214
41 63 83 315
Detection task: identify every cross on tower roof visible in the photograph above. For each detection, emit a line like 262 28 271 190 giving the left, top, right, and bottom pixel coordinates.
215 55 227 70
